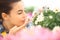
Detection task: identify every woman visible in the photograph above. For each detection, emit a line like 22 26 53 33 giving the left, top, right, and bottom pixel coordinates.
0 0 29 36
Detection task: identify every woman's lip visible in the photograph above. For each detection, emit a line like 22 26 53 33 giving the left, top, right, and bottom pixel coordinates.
22 18 26 20
21 18 26 22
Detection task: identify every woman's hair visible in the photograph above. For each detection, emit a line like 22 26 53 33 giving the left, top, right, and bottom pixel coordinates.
0 0 21 19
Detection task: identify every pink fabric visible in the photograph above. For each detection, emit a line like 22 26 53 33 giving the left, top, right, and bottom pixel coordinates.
4 26 60 40
0 36 4 40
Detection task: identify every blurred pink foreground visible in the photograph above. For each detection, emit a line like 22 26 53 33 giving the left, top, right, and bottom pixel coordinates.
3 26 60 40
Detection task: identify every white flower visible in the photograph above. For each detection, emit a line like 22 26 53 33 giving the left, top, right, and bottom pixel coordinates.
34 13 44 25
53 26 60 32
53 8 60 13
49 16 53 19
36 13 44 22
35 20 38 25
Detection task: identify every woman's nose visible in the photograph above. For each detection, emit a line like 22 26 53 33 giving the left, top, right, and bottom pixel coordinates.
23 12 27 18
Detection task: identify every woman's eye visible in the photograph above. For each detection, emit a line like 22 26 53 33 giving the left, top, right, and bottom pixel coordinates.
18 11 22 15
18 13 22 15
17 10 23 15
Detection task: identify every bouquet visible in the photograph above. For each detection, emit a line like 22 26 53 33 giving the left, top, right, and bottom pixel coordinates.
33 7 60 30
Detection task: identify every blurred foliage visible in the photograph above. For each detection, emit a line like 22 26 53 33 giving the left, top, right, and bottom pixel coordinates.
24 6 34 13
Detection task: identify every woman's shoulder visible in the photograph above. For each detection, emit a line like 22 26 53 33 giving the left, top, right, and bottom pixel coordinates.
0 24 6 37
0 25 5 33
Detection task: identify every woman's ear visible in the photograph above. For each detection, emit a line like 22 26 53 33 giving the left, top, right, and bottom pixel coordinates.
2 13 9 21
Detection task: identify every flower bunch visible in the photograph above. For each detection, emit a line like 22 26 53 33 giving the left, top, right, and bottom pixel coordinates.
33 7 60 30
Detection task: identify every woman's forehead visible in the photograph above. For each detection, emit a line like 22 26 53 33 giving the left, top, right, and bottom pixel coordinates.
11 1 24 11
9 1 24 15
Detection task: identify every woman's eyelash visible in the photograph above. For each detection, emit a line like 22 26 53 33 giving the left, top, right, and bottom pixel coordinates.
18 13 22 14
18 11 22 14
18 10 23 14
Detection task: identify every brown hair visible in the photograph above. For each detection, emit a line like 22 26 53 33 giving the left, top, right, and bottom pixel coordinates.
0 0 21 19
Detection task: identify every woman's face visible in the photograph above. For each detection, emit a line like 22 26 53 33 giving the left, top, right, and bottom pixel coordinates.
7 1 26 27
